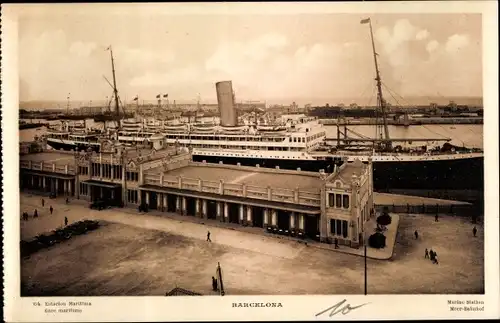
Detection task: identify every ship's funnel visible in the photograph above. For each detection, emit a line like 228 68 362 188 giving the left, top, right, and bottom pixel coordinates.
216 81 237 127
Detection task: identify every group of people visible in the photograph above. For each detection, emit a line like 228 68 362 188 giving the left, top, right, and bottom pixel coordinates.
21 198 68 226
425 248 439 264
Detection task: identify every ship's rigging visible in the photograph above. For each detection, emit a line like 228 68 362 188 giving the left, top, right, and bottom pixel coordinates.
362 17 392 151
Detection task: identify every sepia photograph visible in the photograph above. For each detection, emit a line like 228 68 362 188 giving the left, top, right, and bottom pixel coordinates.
2 2 499 322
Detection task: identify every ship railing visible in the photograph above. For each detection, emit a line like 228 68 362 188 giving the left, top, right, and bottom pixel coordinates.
42 163 54 172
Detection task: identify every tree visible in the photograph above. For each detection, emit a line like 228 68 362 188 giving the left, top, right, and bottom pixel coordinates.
368 232 386 249
377 207 392 231
377 213 392 226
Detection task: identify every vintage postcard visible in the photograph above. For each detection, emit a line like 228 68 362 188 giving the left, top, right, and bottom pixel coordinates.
2 1 499 321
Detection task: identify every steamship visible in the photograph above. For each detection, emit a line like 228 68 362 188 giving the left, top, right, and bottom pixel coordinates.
166 19 484 199
45 121 103 152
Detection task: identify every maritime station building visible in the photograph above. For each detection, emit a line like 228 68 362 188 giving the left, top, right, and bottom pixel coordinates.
19 140 374 248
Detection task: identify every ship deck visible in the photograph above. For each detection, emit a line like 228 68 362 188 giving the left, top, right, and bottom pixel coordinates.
163 166 323 191
20 152 75 166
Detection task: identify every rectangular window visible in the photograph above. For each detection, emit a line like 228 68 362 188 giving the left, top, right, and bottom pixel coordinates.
335 194 342 208
330 219 336 234
328 193 335 207
336 219 342 235
342 220 348 238
127 189 138 203
343 195 350 209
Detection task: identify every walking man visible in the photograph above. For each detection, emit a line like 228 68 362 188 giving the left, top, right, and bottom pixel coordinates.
41 198 45 207
429 249 435 261
425 248 429 259
414 230 419 239
207 230 211 242
435 214 439 222
33 209 38 218
64 216 68 226
49 206 53 215
473 226 477 237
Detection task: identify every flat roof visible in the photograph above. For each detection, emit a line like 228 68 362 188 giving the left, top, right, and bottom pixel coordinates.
165 166 323 191
20 152 75 166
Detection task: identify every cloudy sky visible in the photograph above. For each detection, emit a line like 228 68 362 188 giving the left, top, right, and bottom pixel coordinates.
18 5 482 105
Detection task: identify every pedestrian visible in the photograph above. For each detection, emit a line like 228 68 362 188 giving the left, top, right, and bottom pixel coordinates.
425 248 429 259
66 197 69 204
414 230 419 239
429 249 435 261
41 198 45 207
50 206 53 214
473 226 477 237
33 209 38 218
207 231 211 242
435 214 439 222
434 255 439 265
334 238 339 249
432 250 438 263
64 216 68 226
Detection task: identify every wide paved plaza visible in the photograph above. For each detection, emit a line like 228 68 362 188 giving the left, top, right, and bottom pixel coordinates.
20 193 484 296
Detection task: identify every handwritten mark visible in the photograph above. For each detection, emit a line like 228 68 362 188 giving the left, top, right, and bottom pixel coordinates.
315 299 370 318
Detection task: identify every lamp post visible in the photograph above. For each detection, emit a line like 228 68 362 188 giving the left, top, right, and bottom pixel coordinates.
364 230 367 295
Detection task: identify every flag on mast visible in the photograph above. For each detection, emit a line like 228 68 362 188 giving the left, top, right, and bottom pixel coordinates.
133 96 139 101
360 18 371 24
163 94 168 98
156 94 161 99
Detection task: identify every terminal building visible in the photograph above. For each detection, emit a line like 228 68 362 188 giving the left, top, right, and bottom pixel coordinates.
19 139 374 248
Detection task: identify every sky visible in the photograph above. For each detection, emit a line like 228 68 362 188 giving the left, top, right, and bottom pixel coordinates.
18 5 483 106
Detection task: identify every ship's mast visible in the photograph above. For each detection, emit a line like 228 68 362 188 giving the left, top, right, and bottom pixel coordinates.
108 46 121 130
196 93 201 124
66 93 71 115
363 18 391 150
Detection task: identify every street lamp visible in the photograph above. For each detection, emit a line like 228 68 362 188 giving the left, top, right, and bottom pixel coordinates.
364 230 367 295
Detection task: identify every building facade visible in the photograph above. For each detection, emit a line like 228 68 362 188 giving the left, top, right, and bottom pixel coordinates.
20 143 374 248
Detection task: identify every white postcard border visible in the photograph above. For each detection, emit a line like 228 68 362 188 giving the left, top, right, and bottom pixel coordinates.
2 2 499 321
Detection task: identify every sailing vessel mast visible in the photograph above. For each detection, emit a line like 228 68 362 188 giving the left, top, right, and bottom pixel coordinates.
108 46 121 130
362 18 391 150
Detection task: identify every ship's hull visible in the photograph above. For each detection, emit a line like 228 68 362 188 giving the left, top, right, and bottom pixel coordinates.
46 140 101 152
192 154 484 203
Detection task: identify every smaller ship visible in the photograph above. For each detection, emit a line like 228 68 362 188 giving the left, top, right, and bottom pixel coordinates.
45 120 103 152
